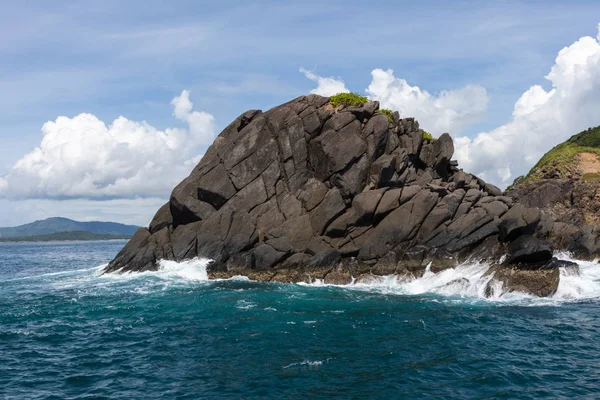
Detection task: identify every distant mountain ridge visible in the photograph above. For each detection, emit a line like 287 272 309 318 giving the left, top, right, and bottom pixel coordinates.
0 217 140 238
0 231 132 242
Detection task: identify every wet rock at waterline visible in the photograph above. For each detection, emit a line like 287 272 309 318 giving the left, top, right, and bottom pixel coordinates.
105 94 597 297
485 258 578 297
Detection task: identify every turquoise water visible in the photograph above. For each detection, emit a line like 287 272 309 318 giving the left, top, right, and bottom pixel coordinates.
1 241 600 399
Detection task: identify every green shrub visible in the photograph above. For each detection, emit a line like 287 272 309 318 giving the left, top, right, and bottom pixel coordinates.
422 130 435 141
375 108 393 123
330 92 368 107
568 125 600 148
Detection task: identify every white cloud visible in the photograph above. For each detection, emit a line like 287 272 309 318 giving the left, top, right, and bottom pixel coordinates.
0 90 215 199
300 68 348 96
454 25 600 186
366 68 488 135
301 67 488 135
301 25 600 188
512 85 552 117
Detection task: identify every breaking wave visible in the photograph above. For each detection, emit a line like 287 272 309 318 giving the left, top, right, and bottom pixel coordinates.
301 253 600 303
110 253 600 303
554 253 600 300
11 254 600 304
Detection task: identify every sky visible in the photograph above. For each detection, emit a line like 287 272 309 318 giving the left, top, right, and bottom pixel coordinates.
1 1 600 227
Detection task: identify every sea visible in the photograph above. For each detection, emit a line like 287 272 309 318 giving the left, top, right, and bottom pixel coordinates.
1 240 600 399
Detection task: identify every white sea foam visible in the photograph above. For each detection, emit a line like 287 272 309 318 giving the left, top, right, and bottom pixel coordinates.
16 257 213 294
282 358 331 369
101 257 211 282
553 252 600 300
236 300 257 310
23 253 600 305
155 258 210 281
108 254 600 303
309 261 508 302
300 256 600 304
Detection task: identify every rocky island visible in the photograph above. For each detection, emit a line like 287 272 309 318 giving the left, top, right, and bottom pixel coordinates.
104 93 600 297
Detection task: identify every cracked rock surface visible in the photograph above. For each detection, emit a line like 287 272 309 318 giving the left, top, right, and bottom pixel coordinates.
104 95 595 296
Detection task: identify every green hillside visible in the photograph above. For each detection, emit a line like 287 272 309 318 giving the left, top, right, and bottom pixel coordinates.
509 125 600 189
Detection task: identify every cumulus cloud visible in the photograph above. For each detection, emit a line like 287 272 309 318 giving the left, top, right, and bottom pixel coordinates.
300 68 348 96
301 67 488 135
366 68 489 135
0 90 215 199
454 25 600 186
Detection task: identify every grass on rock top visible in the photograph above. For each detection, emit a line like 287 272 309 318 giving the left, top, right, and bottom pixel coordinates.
375 108 393 123
511 125 600 188
329 92 368 107
329 94 395 124
422 130 435 141
329 93 435 140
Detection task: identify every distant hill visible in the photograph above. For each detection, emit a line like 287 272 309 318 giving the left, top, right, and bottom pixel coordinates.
0 231 132 242
508 125 600 188
0 217 140 238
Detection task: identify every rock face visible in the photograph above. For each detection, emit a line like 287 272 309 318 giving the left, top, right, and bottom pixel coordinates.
507 126 600 260
105 94 588 297
509 171 600 259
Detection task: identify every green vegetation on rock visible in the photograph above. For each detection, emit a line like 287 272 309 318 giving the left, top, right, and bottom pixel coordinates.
513 125 600 187
422 130 435 141
329 92 368 108
375 108 393 123
568 126 600 147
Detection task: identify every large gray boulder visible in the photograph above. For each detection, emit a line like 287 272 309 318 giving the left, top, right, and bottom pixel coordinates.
104 94 593 297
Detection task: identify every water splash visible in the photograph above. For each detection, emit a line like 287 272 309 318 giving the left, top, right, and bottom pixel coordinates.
155 258 210 281
554 253 600 300
106 255 600 303
12 253 600 304
99 257 211 282
302 256 600 303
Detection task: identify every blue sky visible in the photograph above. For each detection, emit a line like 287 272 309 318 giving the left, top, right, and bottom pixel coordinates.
1 1 600 226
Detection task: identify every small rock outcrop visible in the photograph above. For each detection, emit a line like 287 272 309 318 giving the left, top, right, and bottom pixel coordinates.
104 94 591 297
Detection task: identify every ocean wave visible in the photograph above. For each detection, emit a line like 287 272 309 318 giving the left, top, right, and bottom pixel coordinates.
282 358 332 369
136 254 600 304
4 265 106 282
11 254 600 305
554 253 600 300
236 300 257 310
106 257 211 281
299 255 600 305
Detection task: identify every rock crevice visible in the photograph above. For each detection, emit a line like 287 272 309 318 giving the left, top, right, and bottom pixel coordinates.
105 94 595 297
